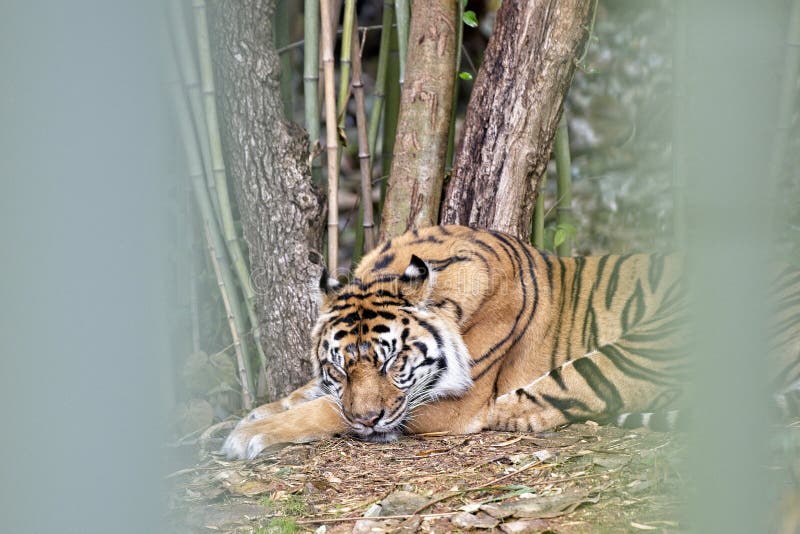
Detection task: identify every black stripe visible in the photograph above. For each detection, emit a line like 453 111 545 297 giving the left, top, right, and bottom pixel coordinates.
647 254 666 292
599 344 675 386
516 388 542 406
472 237 502 261
541 394 591 422
549 367 568 391
372 253 395 271
549 257 568 369
621 280 646 331
605 254 633 309
573 357 623 416
620 412 643 429
540 250 554 294
417 318 443 348
565 257 586 359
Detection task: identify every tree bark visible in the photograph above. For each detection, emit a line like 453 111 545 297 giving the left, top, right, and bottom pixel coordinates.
378 0 457 241
440 0 594 240
209 0 325 401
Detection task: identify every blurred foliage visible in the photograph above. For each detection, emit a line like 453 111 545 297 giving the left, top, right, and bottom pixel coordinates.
547 0 677 255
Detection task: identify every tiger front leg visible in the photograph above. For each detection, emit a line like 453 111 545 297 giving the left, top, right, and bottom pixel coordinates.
237 379 321 423
222 396 347 460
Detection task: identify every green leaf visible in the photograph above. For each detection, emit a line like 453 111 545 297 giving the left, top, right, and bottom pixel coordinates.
554 228 567 248
458 71 473 81
462 0 468 7
463 10 478 28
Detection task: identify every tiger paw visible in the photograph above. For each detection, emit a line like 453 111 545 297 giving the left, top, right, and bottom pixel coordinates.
221 397 347 460
221 415 289 460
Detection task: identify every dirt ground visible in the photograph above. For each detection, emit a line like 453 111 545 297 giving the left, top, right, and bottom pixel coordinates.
166 421 799 533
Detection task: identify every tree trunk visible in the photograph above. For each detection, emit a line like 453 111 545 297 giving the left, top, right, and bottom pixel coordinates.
379 0 457 241
209 0 325 401
440 0 594 240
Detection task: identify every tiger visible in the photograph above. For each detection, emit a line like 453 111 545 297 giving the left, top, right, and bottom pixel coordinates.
223 225 800 460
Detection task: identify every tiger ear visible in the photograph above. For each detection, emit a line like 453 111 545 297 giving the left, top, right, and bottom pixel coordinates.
399 255 434 306
319 267 342 308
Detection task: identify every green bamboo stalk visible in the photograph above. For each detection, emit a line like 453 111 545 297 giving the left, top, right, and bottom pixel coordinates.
554 113 573 257
321 0 340 273
367 1 395 161
275 0 294 120
445 0 465 172
168 0 220 220
394 0 410 86
351 22 376 254
336 0 356 126
202 221 254 411
380 22 401 212
304 0 322 184
532 173 547 248
192 0 268 379
168 43 256 410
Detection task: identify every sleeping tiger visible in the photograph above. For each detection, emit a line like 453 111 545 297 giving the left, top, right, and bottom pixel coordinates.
223 225 800 460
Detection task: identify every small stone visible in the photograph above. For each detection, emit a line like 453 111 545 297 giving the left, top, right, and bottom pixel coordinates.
379 490 429 516
363 503 382 517
499 519 550 533
352 519 396 534
451 511 500 530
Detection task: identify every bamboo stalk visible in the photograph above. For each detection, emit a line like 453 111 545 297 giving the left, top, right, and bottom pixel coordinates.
554 113 573 257
304 0 322 184
192 0 268 379
532 173 547 248
380 22 401 212
336 0 357 126
321 0 340 274
445 0 465 172
275 0 294 120
319 0 343 113
394 0 410 86
168 43 256 409
168 0 220 220
351 23 376 253
202 221 254 410
367 1 394 160
186 185 201 353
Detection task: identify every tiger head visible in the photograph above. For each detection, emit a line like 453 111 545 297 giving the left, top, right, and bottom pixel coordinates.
310 255 473 442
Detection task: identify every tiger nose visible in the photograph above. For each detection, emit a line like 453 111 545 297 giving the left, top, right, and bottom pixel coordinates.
353 411 381 427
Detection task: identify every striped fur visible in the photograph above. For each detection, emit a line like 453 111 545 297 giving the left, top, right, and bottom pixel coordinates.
223 225 800 459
